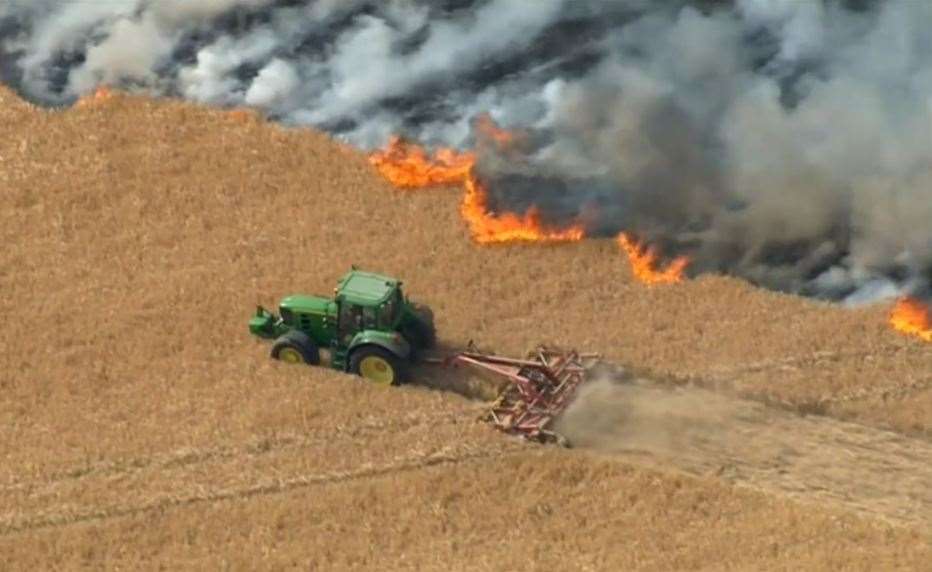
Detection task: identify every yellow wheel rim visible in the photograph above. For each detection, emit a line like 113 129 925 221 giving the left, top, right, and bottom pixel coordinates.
278 347 303 364
359 356 395 386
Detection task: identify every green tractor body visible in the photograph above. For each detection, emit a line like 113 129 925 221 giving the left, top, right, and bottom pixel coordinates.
249 269 435 385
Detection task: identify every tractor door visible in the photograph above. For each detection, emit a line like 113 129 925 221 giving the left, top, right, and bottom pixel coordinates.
337 302 380 337
361 305 379 330
337 302 363 346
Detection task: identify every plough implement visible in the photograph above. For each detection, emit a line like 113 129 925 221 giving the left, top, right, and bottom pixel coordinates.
429 343 601 445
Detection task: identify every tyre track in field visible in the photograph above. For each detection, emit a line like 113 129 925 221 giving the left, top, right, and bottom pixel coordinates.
0 446 526 536
0 410 466 494
0 403 516 536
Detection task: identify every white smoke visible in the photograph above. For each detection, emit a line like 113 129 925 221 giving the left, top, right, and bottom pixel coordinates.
178 30 282 105
1 0 930 301
244 58 299 108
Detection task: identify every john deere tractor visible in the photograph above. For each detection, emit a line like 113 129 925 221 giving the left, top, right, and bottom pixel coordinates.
248 268 435 385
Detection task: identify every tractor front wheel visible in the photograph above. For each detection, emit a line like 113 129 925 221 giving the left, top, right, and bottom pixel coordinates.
270 331 320 366
349 346 404 386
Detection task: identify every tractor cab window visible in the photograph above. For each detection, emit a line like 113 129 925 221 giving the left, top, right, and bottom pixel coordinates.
338 303 363 339
362 306 378 329
379 297 396 328
279 307 294 325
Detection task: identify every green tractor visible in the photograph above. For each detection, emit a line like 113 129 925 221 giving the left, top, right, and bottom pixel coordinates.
248 268 435 386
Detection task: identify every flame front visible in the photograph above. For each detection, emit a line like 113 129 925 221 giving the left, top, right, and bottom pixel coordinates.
369 136 475 189
462 175 584 244
617 233 690 285
369 136 584 244
889 297 932 342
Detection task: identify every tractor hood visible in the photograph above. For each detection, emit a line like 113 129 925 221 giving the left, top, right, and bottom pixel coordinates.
279 295 332 314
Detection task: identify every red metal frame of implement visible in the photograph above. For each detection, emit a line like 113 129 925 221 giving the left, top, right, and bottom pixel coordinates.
431 343 601 444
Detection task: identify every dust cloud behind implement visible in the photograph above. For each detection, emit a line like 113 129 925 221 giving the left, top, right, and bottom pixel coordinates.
2 0 931 301
554 376 932 531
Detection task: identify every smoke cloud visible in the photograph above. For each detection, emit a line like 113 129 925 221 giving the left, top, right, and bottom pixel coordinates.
1 0 930 301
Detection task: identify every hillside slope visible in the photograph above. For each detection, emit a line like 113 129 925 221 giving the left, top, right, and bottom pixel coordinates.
1 86 929 569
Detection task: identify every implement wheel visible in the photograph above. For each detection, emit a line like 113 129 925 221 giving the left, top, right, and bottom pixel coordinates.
350 346 404 386
270 331 320 366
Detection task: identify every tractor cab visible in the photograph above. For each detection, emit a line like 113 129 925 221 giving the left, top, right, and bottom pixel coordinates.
333 270 405 343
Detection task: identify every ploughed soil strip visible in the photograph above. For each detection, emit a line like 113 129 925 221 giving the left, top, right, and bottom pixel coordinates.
558 379 932 532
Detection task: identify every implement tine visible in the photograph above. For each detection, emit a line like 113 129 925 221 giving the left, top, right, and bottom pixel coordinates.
471 343 597 444
552 353 572 379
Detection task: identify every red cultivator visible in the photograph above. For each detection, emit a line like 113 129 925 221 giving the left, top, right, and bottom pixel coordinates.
430 343 601 445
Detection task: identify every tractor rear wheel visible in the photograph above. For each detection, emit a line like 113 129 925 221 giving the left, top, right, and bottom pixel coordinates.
270 331 320 366
349 346 405 386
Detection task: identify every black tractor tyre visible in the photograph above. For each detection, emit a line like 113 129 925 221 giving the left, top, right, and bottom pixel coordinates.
270 330 321 366
412 302 434 322
403 304 436 350
349 345 406 386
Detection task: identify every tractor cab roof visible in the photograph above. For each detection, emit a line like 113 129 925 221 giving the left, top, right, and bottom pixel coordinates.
335 270 401 306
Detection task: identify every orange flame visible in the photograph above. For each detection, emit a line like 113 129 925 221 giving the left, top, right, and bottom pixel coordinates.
369 136 475 189
368 136 584 244
75 86 115 107
889 297 932 342
617 233 690 285
472 112 527 155
462 175 584 244
226 107 261 123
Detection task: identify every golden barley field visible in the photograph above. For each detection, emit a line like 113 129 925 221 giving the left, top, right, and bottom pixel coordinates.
1 86 929 570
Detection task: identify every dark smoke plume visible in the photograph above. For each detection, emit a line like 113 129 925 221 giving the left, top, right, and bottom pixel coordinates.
1 0 930 302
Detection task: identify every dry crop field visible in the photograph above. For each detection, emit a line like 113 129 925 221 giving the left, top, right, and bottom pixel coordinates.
0 86 929 570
